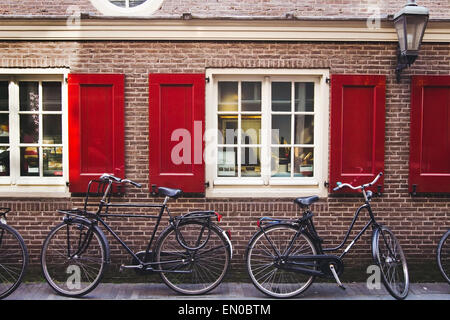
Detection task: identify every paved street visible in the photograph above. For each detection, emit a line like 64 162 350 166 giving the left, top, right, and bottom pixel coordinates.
4 282 449 300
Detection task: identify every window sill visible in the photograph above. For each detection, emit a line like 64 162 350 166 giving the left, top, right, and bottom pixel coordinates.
0 184 69 198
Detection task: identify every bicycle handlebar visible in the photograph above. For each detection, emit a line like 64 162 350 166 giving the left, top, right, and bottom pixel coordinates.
333 172 383 191
99 173 142 188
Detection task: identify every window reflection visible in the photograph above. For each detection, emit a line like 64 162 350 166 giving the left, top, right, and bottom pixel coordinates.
0 81 8 111
0 147 9 176
43 147 63 177
43 82 62 111
218 82 238 112
218 147 237 177
19 82 39 111
0 114 9 144
20 114 39 144
294 148 314 177
20 147 39 176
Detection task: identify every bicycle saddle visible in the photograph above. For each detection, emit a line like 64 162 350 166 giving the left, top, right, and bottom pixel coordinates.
294 195 319 207
158 187 183 199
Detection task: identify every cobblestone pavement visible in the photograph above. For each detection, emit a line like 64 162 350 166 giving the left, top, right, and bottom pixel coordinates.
4 282 450 300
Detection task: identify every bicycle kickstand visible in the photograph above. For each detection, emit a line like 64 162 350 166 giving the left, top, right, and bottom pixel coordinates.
329 264 346 291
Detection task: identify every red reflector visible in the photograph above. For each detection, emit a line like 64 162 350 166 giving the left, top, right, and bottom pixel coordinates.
257 220 260 228
215 212 222 222
226 230 231 240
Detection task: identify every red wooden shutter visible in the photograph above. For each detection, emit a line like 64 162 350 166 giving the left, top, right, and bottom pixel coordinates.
330 75 386 193
149 74 205 193
68 74 125 193
410 76 450 194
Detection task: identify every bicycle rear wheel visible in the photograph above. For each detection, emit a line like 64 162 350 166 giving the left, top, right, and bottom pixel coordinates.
0 223 28 299
372 225 409 300
41 219 107 297
437 229 450 284
246 224 317 298
154 220 230 295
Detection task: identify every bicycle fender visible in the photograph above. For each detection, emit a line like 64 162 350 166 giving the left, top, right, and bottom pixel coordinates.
213 223 233 260
62 216 111 265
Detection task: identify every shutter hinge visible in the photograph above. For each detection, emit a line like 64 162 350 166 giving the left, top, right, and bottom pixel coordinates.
324 181 329 188
66 181 70 187
205 77 210 83
205 181 210 188
326 77 331 84
411 184 417 196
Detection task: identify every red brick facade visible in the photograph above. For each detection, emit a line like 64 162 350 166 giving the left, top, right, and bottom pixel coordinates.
0 39 449 279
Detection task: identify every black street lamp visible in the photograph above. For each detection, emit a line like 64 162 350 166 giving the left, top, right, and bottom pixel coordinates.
394 0 429 82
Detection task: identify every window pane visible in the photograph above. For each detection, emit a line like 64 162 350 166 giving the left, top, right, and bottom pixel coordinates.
218 147 238 177
272 82 291 111
20 147 39 176
294 115 314 144
271 147 291 177
20 114 39 143
0 81 8 111
241 147 261 177
241 115 261 145
294 147 314 177
0 114 9 144
43 147 63 177
218 115 238 144
43 115 62 144
19 82 39 111
295 82 314 112
0 147 9 176
218 82 238 112
272 115 291 144
43 82 62 111
242 82 261 112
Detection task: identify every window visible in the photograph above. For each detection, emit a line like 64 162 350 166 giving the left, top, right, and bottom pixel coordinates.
206 69 329 198
89 0 164 16
0 71 68 196
109 0 147 7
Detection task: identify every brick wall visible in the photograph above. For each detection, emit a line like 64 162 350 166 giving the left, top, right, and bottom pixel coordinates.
0 40 449 281
0 0 448 19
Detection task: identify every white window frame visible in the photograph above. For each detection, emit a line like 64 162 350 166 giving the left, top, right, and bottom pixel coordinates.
205 68 329 198
0 69 69 197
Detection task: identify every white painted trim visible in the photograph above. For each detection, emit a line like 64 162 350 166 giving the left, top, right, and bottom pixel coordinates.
0 19 448 42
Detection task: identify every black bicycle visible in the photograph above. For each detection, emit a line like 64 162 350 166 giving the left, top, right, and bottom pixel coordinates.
40 174 232 297
246 172 409 299
437 229 450 284
0 208 29 299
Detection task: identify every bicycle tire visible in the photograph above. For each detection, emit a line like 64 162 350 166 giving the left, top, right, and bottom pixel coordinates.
437 229 450 284
246 223 317 298
154 220 230 295
372 225 409 300
41 219 108 297
0 223 28 299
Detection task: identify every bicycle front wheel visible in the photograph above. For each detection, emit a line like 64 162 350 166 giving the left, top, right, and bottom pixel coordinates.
372 225 409 300
41 220 107 297
0 223 28 299
437 229 450 284
154 220 230 295
246 224 317 298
